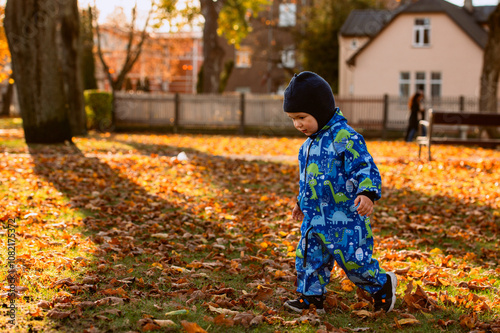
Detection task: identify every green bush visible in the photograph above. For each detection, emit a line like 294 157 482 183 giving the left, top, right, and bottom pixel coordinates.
84 90 113 131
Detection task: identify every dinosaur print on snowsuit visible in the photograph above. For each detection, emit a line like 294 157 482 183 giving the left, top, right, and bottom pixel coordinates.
296 108 386 296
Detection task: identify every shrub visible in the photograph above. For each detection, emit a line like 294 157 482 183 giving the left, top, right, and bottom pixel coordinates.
84 90 113 131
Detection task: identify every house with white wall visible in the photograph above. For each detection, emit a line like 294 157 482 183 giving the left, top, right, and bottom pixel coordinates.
339 0 498 100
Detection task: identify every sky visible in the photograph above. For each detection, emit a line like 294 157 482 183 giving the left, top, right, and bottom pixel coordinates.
1 0 498 31
76 0 499 32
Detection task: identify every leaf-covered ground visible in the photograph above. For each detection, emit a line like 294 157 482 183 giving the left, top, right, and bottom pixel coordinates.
1 119 499 333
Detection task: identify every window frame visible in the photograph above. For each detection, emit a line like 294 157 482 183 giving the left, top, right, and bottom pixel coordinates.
278 3 297 27
415 71 426 95
413 18 431 47
430 72 442 99
280 48 296 68
399 72 411 98
235 46 252 69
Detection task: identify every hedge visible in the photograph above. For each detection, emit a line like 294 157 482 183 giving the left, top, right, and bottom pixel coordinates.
84 90 113 131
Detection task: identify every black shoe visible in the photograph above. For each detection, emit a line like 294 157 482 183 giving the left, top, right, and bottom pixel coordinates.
284 294 325 314
372 272 397 313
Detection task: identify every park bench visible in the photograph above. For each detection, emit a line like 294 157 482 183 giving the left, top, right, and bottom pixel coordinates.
417 110 500 161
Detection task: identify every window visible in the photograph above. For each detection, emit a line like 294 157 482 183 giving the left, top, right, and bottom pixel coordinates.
280 49 295 68
399 72 410 98
413 18 430 47
278 3 296 27
235 46 252 68
351 39 358 50
415 72 426 94
430 72 442 98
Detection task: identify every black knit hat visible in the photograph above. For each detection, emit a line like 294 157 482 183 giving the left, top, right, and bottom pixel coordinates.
283 71 336 131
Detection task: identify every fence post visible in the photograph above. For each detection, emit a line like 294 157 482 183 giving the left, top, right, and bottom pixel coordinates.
458 95 467 139
174 93 180 133
149 96 153 128
382 94 389 139
239 93 245 135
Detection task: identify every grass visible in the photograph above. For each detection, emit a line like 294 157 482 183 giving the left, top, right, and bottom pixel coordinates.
1 117 499 332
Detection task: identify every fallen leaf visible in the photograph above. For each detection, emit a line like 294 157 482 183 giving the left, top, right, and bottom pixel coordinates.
181 320 207 333
47 309 72 319
208 305 239 316
154 319 177 328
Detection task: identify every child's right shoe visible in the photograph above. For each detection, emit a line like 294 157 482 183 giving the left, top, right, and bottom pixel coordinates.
284 294 326 314
372 272 397 312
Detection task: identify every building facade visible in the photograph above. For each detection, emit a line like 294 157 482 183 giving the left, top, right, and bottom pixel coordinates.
95 26 203 94
222 0 308 94
339 0 498 99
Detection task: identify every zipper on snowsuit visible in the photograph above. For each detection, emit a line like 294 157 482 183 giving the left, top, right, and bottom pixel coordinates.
302 226 314 268
302 138 315 268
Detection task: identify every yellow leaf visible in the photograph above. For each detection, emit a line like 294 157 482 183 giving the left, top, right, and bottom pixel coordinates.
430 248 442 255
397 318 420 325
154 319 177 328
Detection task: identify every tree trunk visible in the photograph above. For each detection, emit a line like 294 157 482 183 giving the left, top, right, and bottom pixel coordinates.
1 76 13 116
59 0 87 136
4 0 85 143
478 4 500 137
200 0 225 93
81 7 98 90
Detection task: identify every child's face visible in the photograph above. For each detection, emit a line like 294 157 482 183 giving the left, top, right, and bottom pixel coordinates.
287 112 318 136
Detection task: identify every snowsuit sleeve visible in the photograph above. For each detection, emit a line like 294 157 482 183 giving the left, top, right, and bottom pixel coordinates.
297 141 307 207
343 134 382 201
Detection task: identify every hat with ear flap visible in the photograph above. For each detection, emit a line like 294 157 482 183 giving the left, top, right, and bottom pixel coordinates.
283 71 336 131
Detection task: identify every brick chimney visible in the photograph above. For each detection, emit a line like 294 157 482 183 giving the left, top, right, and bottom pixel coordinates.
464 0 474 13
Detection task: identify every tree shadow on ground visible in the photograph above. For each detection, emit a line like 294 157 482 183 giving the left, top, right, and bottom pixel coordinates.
24 142 300 333
26 143 222 332
116 139 500 268
12 139 500 333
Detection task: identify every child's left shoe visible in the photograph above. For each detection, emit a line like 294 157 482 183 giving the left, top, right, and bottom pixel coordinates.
284 294 326 314
372 272 397 312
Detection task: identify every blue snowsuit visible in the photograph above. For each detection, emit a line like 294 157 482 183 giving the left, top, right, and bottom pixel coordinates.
296 108 386 296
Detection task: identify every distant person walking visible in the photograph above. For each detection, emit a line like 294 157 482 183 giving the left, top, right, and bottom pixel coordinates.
405 91 425 142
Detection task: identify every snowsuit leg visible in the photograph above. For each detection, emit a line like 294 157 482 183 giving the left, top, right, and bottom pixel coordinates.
295 228 335 296
296 217 387 296
330 220 387 295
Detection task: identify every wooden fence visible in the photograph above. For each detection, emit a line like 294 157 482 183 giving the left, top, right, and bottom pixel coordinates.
112 92 495 135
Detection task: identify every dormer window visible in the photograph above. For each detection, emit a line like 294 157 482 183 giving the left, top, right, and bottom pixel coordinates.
413 18 430 47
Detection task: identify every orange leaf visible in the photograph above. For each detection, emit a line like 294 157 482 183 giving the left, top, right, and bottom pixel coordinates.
181 320 207 333
341 279 355 292
213 314 234 327
141 323 161 331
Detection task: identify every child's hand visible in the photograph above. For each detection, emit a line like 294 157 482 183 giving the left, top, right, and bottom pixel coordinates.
292 203 304 221
354 195 374 217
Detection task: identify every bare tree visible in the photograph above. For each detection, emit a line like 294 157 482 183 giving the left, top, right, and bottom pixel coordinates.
4 0 86 143
94 2 154 126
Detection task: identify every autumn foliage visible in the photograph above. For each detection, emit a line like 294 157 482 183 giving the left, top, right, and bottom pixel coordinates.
0 122 499 332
